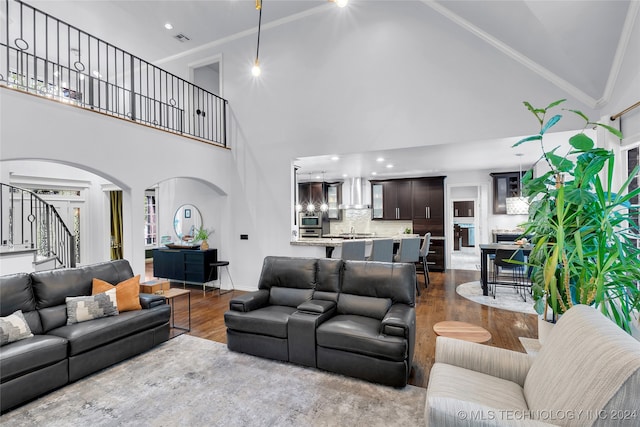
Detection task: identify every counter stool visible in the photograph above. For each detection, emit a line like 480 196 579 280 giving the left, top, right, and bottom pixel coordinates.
208 261 235 295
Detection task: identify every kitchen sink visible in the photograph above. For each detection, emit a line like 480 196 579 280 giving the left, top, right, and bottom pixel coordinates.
337 233 375 239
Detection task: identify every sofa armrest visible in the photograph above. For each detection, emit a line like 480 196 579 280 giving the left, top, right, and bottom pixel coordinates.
297 299 336 314
229 290 270 312
139 293 166 309
381 304 415 338
435 336 533 387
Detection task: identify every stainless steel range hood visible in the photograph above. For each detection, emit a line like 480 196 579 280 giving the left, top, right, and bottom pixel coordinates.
339 177 371 209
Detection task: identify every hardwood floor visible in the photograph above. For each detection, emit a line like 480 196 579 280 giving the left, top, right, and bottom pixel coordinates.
146 263 538 388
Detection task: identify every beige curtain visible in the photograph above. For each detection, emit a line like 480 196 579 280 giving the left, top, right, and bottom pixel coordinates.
110 191 123 260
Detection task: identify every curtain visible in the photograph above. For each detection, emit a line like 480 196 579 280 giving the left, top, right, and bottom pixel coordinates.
110 191 123 260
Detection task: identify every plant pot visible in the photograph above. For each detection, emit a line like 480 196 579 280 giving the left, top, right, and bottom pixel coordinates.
200 240 209 250
537 312 557 345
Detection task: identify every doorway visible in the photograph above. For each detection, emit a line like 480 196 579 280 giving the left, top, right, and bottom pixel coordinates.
447 184 486 271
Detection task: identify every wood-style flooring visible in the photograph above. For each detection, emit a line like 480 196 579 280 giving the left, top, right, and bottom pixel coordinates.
145 263 538 388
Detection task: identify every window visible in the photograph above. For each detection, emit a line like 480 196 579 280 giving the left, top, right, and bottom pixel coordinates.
144 191 157 246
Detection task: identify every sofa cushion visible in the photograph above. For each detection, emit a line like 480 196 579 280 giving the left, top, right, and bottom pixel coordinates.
0 310 34 345
65 288 119 324
524 305 640 424
337 294 391 320
0 334 68 382
269 286 313 308
224 305 297 339
426 363 529 424
49 305 170 356
316 314 407 361
257 257 317 291
314 258 343 301
342 261 415 306
92 275 142 312
0 273 42 334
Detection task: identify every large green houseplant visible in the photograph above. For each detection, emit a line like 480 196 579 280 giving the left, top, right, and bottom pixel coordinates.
515 99 640 333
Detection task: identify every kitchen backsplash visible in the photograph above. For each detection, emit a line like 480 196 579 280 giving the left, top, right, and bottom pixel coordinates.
328 209 412 236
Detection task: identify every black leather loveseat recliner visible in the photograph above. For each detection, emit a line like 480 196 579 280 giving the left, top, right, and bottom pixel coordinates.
0 260 171 413
224 256 416 387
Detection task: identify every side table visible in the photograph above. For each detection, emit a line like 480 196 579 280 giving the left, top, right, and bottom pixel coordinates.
162 288 191 338
433 320 492 343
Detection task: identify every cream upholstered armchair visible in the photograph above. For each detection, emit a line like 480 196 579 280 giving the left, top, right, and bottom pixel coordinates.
425 305 640 426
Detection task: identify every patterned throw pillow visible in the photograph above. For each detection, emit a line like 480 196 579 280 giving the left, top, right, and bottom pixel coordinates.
66 288 119 325
0 310 34 346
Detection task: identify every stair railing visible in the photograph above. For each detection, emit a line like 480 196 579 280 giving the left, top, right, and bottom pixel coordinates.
1 183 76 269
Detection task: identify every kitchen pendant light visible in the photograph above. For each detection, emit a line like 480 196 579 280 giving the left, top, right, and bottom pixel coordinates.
506 153 529 215
252 0 263 77
319 171 329 212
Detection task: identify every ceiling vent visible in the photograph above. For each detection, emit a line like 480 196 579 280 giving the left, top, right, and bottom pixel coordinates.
173 33 191 42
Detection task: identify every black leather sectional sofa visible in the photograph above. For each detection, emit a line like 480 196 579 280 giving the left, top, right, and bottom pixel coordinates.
224 256 416 387
0 260 171 413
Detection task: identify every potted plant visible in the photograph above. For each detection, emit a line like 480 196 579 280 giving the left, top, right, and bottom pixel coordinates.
193 227 213 250
515 99 640 334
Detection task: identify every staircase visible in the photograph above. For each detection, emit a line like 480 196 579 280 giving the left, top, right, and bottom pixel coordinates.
1 183 76 271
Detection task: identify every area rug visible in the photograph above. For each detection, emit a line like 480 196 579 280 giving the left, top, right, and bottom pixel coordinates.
456 281 537 315
0 335 426 426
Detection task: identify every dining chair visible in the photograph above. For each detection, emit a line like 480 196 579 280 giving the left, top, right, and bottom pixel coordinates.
418 233 431 288
393 237 421 295
366 238 394 262
341 239 366 261
492 248 529 300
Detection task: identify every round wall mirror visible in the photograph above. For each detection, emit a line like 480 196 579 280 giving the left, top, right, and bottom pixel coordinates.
173 204 202 241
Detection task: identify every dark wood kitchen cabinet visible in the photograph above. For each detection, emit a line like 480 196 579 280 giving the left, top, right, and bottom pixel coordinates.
153 248 218 284
491 172 523 214
297 181 341 219
412 177 445 237
371 179 412 220
453 201 474 217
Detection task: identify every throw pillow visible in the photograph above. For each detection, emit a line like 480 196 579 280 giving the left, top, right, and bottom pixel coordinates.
92 275 142 312
0 310 34 346
66 288 119 325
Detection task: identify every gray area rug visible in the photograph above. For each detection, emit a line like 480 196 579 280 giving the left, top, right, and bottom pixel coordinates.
1 335 426 427
456 281 537 315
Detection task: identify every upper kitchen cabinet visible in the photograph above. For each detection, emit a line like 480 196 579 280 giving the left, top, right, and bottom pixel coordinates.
297 181 341 219
453 201 474 217
370 179 412 220
490 172 523 214
412 177 445 236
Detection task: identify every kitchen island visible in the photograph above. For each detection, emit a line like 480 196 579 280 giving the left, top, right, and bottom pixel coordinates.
291 235 445 263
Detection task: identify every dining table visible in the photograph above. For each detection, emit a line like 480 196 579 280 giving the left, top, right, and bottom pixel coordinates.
479 243 532 296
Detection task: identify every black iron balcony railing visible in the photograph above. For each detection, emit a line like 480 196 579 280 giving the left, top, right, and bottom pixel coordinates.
1 183 76 269
0 0 228 146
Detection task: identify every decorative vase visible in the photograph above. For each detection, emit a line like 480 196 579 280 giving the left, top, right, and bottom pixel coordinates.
200 240 209 250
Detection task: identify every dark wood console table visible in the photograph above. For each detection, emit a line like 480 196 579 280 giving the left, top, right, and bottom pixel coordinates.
152 248 218 286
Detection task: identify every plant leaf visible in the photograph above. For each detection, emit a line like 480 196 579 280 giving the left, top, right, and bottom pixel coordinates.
591 123 623 139
569 133 594 151
564 188 597 205
565 109 589 122
547 152 573 172
541 114 562 134
546 99 566 110
513 135 542 147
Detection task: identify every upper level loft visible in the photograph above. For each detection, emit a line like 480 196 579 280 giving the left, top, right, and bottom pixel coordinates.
0 0 228 147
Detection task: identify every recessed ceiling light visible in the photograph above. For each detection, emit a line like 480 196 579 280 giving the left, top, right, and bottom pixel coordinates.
164 23 173 30
331 156 339 161
386 164 394 168
371 172 377 176
342 174 348 178
376 157 384 162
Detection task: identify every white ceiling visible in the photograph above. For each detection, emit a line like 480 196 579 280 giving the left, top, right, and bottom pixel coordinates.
25 0 636 180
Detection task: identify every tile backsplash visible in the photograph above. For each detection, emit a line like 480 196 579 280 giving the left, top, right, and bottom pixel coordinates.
328 209 412 236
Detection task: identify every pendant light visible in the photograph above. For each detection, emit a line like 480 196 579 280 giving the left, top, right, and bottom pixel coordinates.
320 171 329 212
506 153 529 215
251 0 263 77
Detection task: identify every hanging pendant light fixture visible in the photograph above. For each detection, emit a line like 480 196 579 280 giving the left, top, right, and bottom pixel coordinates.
252 0 263 77
320 171 329 212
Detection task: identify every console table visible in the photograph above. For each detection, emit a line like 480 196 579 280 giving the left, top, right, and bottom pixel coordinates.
152 248 218 288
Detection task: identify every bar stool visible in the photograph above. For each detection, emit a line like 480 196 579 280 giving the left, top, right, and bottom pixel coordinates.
208 261 235 295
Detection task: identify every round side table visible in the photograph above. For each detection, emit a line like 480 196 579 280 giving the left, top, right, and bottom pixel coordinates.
433 320 492 343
